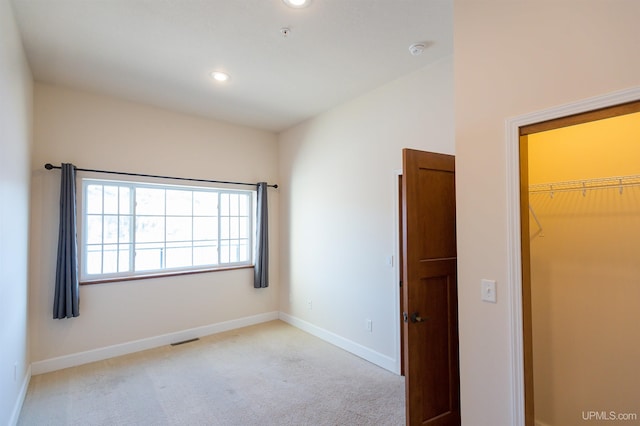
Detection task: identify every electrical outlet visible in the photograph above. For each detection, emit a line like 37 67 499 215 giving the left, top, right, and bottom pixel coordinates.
366 319 373 332
307 300 313 310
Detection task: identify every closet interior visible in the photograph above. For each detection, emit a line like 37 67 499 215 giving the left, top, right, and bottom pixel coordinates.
527 111 640 426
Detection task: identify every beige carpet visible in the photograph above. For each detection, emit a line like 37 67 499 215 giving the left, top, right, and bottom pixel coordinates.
19 320 405 425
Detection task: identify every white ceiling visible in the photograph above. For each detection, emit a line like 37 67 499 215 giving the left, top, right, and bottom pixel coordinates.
11 0 452 132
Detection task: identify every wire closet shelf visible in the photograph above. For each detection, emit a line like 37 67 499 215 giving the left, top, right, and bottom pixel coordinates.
529 174 640 196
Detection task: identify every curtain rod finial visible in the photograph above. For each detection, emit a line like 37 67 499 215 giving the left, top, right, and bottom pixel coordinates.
45 163 54 170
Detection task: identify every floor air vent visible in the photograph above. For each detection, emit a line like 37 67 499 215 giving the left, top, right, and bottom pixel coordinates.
170 337 200 346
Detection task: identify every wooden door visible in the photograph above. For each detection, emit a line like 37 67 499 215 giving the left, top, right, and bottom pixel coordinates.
402 148 460 426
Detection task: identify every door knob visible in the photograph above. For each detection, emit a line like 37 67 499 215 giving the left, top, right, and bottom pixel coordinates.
410 312 425 323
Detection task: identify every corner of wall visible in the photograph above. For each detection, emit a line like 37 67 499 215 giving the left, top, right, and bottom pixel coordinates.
9 365 31 426
279 312 400 375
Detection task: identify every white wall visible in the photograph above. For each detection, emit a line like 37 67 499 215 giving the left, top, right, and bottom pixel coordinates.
454 2 640 425
278 57 454 371
0 0 33 423
29 83 279 364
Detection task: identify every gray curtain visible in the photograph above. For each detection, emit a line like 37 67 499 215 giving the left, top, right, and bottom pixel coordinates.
53 163 80 318
254 182 269 288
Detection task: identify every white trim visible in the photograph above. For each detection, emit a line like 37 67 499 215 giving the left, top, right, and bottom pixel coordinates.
29 310 400 379
9 364 31 426
31 311 279 375
279 312 398 373
505 86 640 426
392 168 403 376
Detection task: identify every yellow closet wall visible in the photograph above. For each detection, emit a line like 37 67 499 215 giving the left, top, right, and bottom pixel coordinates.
529 112 640 183
527 113 640 426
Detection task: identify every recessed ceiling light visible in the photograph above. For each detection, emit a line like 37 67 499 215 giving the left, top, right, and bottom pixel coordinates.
283 0 310 8
210 71 230 82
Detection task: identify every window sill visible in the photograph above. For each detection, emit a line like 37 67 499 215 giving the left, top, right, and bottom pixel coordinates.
80 265 254 285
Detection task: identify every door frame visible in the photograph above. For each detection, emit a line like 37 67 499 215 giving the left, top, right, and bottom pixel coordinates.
393 169 403 376
505 86 640 425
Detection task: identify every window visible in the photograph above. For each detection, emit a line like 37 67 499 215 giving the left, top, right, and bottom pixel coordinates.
81 179 254 281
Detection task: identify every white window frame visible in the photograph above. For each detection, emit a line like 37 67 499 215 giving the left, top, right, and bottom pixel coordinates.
80 178 255 282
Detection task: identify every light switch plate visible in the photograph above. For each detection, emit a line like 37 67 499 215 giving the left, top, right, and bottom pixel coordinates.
481 279 497 303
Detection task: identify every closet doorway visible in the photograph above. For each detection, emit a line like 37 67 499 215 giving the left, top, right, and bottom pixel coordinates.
520 102 640 426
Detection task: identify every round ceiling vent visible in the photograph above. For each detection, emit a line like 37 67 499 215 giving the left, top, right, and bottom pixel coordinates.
409 43 426 56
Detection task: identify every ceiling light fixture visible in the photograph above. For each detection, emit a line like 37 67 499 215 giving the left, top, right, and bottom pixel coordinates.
283 0 311 8
210 71 230 82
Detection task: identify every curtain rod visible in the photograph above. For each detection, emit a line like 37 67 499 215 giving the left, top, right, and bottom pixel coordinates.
44 163 278 189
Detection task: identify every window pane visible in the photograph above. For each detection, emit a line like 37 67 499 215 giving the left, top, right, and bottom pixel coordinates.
194 192 217 216
119 216 132 243
103 215 119 244
103 244 118 274
220 193 229 216
135 243 163 271
165 245 192 268
166 217 192 242
229 194 239 216
136 188 165 215
166 190 192 216
229 239 240 263
239 194 248 216
220 240 230 263
86 215 103 244
193 217 216 240
86 245 102 274
103 186 119 214
119 187 131 214
194 244 217 266
136 216 165 243
220 217 229 239
119 244 131 272
239 240 249 262
230 217 239 239
86 185 103 214
239 217 248 239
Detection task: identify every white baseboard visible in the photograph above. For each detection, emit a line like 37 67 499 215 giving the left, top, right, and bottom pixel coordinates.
279 312 398 373
31 311 279 375
30 311 399 378
9 364 31 426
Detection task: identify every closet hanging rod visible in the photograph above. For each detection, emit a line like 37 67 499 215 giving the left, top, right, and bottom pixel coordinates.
529 174 640 195
44 163 278 189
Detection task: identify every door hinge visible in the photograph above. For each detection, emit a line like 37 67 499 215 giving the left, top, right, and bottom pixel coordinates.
399 280 403 288
403 312 408 323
